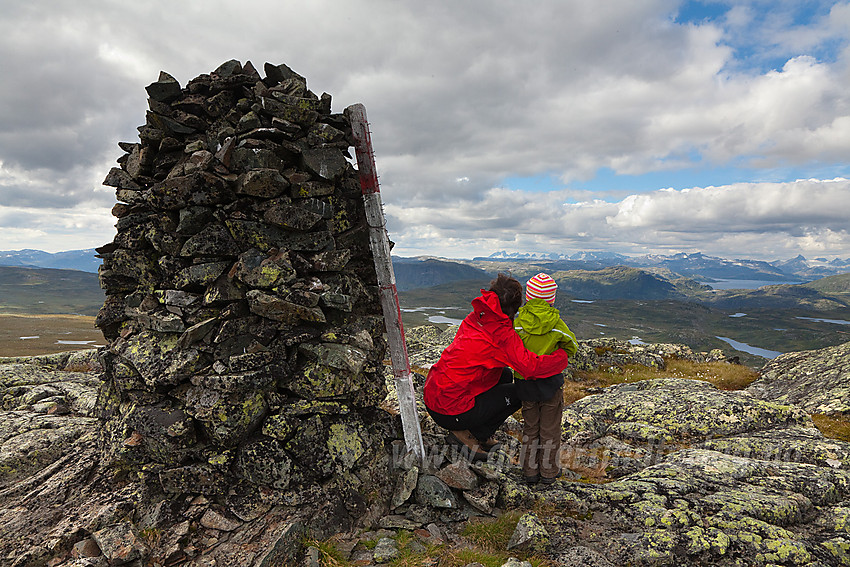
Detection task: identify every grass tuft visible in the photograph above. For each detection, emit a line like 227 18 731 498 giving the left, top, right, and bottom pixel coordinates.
305 522 553 567
811 414 850 442
303 538 352 566
566 358 760 406
461 511 523 551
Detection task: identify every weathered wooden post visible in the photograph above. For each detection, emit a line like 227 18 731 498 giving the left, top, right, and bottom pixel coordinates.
346 103 426 465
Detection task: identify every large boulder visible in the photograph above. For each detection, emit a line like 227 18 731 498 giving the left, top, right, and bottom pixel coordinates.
746 340 850 415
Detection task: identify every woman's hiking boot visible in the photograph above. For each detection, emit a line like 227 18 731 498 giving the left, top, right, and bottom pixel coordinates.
482 436 502 451
540 469 562 485
447 430 489 461
523 473 540 485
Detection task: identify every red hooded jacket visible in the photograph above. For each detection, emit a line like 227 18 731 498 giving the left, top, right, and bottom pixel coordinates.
423 289 570 415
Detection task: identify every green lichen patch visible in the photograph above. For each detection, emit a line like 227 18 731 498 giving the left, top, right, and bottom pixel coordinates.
181 387 267 446
284 343 377 403
261 412 301 442
114 330 204 387
630 528 677 563
816 506 850 534
706 511 796 542
682 526 731 556
506 512 549 554
701 486 811 526
756 537 812 565
821 536 850 565
607 421 675 445
327 422 366 470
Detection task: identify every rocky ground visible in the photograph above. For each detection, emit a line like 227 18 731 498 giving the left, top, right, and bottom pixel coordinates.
1 332 849 566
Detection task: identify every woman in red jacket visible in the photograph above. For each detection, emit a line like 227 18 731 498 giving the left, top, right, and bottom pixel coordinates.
423 274 570 461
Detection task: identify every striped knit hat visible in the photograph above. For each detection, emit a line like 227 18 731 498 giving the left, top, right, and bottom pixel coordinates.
526 273 557 304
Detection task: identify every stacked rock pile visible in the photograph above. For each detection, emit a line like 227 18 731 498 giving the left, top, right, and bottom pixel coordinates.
94 60 396 516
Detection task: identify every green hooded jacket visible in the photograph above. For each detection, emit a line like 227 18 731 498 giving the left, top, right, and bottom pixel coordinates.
513 298 578 380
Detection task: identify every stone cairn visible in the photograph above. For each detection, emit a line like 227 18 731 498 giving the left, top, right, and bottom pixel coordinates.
94 60 396 526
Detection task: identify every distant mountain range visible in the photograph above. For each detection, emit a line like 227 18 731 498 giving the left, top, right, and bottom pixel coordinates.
0 249 99 273
474 251 850 281
393 255 850 311
3 248 847 282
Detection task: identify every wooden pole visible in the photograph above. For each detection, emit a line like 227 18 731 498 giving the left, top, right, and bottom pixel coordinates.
345 103 426 465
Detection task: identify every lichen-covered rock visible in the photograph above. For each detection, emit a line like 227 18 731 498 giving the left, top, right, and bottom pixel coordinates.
159 464 228 495
92 521 148 564
233 248 296 289
234 437 292 490
559 377 812 481
246 289 326 323
327 421 367 470
566 378 806 441
552 546 615 567
284 342 382 403
416 475 456 508
180 386 267 445
699 426 850 473
112 330 205 387
747 340 850 415
0 410 97 490
0 361 103 490
507 512 549 553
462 482 499 514
372 536 400 563
391 466 419 509
546 442 850 566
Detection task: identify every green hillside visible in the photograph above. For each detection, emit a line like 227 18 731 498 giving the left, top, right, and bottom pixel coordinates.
704 284 849 310
549 266 680 300
804 273 850 295
393 258 493 291
0 266 104 316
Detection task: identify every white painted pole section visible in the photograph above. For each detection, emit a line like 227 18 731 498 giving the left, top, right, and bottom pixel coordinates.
345 103 426 465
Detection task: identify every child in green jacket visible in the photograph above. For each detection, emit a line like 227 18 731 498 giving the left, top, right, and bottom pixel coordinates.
514 273 578 484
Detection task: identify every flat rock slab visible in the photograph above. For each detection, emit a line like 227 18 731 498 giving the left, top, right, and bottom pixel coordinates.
0 410 97 491
0 361 101 491
699 426 850 471
559 377 812 479
0 362 101 416
536 374 850 565
563 377 810 443
549 441 850 566
747 339 850 414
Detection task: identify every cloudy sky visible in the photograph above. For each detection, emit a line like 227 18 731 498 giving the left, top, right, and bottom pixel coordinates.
2 0 850 261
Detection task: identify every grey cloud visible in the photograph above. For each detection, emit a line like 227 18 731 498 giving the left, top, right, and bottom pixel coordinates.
1 0 848 256
387 179 850 259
